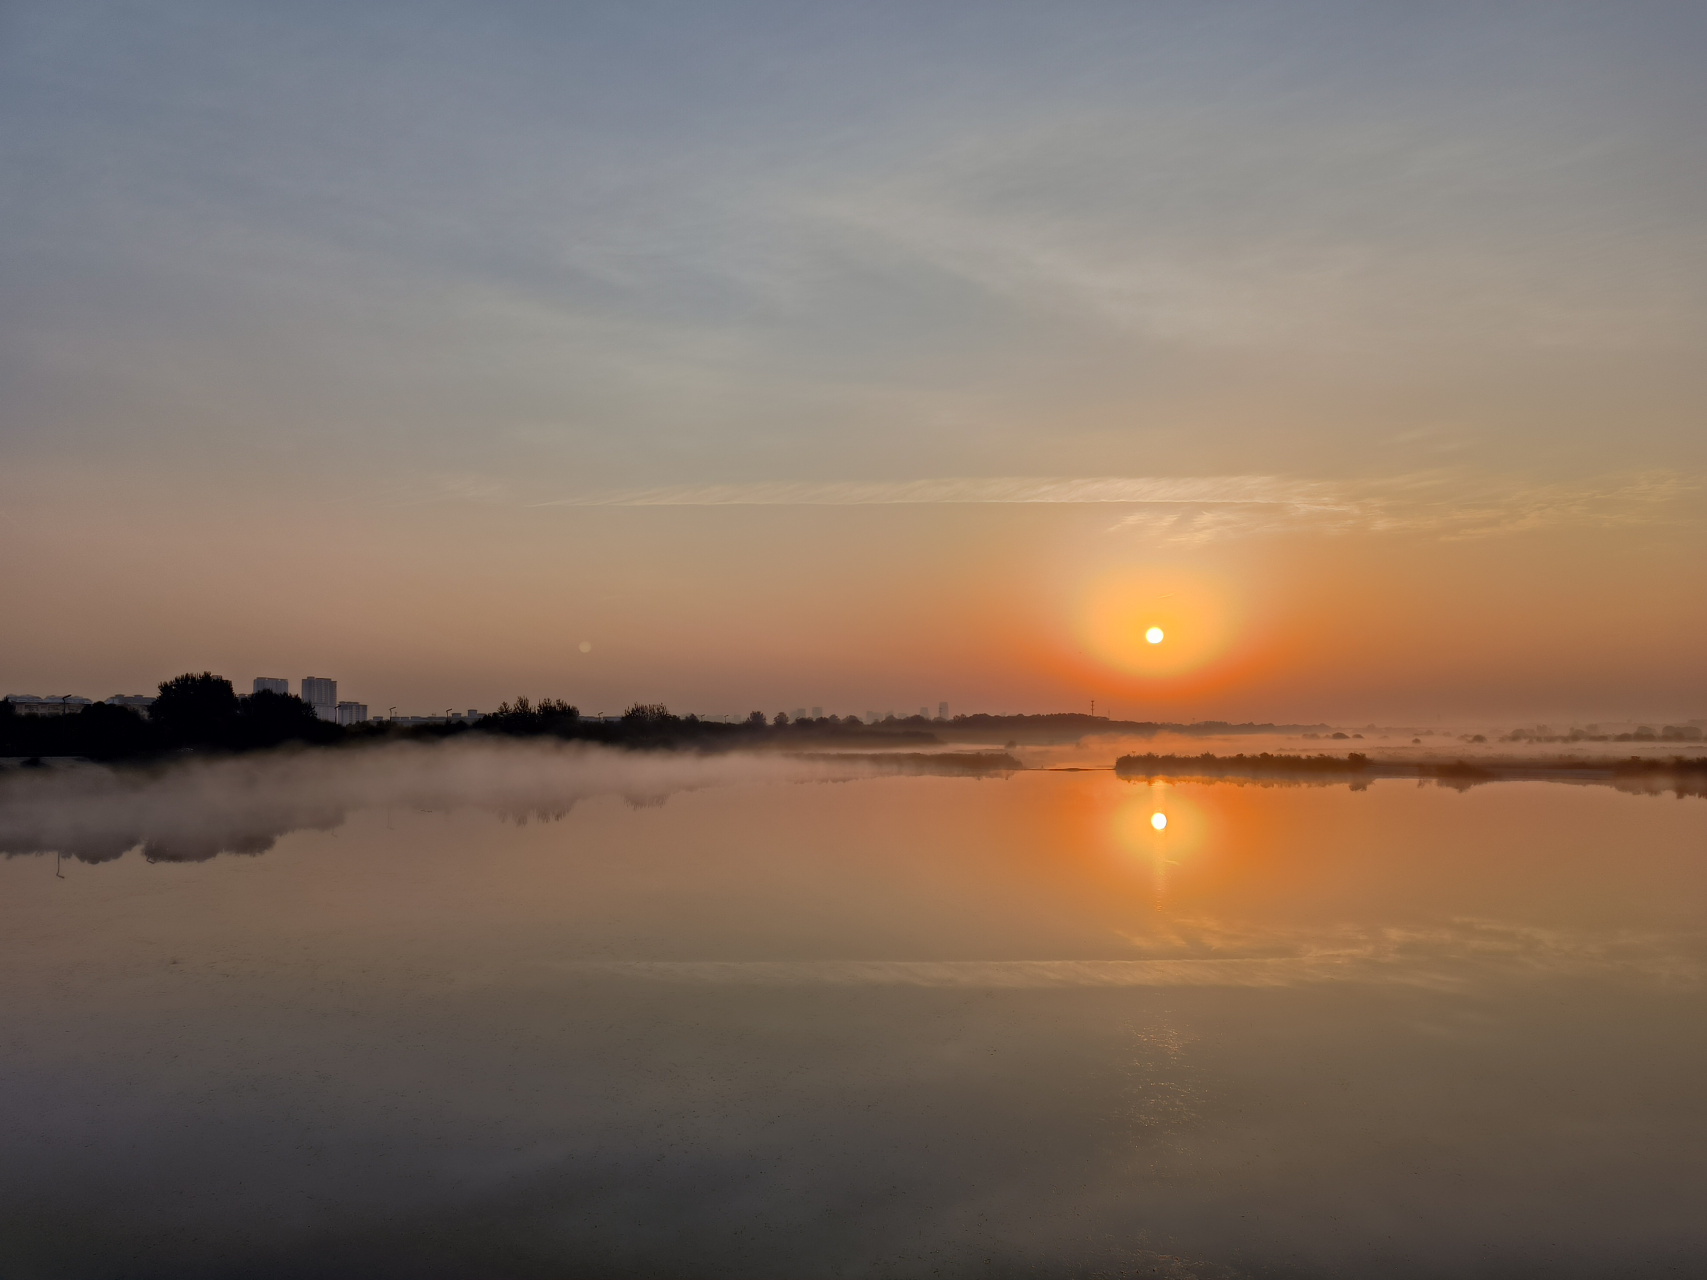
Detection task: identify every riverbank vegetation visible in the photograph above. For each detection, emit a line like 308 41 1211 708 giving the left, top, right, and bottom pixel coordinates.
5 671 1337 766
1115 751 1707 794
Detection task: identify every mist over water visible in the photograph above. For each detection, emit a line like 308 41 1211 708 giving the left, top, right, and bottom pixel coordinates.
5 732 1698 866
2 747 1705 1278
0 740 886 864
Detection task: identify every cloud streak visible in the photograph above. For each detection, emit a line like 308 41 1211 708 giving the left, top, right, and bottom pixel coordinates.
538 470 1696 544
538 475 1328 507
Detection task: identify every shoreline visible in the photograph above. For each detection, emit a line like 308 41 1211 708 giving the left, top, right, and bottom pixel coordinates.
1113 750 1707 795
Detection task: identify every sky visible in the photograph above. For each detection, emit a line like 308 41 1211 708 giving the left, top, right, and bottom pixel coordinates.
2 1 1704 723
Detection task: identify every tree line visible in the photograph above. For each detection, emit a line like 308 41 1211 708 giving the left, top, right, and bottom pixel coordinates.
1 673 341 759
1 675 943 762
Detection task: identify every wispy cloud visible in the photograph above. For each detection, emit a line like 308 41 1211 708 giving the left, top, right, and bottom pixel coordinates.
536 475 1330 508
536 471 1696 544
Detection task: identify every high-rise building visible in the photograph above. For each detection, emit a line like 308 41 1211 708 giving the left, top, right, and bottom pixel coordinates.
301 677 338 721
810 706 822 719
938 702 948 719
253 677 289 696
335 701 368 726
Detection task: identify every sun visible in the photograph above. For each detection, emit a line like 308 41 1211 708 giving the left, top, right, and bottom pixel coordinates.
1076 567 1237 679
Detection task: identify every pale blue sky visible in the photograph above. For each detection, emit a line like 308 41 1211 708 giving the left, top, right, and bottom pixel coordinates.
5 1 1705 494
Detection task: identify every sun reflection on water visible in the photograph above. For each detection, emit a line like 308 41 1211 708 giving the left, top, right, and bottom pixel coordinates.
1112 783 1213 903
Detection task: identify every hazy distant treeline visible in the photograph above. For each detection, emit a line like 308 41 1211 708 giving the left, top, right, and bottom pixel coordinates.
0 678 941 762
1114 750 1707 797
3 674 1339 765
1116 752 1371 776
477 699 942 747
1 673 342 760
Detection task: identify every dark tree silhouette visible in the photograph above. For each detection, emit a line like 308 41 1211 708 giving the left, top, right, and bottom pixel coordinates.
772 711 790 726
68 701 153 759
481 696 580 735
234 690 336 749
745 711 766 726
151 673 240 747
1 699 146 758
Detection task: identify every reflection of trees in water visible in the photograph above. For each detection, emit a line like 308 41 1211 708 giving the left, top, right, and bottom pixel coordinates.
19 744 1692 867
140 815 347 863
7 786 673 864
1 791 350 864
1 743 1011 865
1612 775 1707 800
0 781 627 865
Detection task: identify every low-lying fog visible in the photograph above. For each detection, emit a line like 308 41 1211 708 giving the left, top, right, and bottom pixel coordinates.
4 732 1701 866
0 739 925 863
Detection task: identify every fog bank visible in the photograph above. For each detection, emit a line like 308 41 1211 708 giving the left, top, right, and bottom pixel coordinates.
0 739 898 864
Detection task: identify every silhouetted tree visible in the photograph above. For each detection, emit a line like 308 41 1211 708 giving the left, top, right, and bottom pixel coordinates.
745 710 766 726
772 711 790 726
481 696 580 735
151 673 240 747
68 701 153 759
233 690 336 749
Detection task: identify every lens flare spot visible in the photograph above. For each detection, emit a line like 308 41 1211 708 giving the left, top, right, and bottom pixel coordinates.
1150 811 1168 830
1145 626 1164 645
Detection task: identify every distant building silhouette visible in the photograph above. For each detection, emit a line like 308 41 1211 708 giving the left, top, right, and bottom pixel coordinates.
382 709 481 726
301 677 338 721
253 677 289 696
938 701 948 719
335 701 368 726
105 694 156 717
811 706 822 719
2 694 91 717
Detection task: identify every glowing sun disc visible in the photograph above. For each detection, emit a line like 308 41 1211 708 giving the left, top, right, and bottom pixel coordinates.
1145 626 1164 644
1150 812 1168 830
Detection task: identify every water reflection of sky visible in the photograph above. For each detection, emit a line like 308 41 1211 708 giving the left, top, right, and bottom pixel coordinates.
2 744 1705 1277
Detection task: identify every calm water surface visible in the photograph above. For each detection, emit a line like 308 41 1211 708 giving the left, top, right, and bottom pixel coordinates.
2 743 1704 1278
